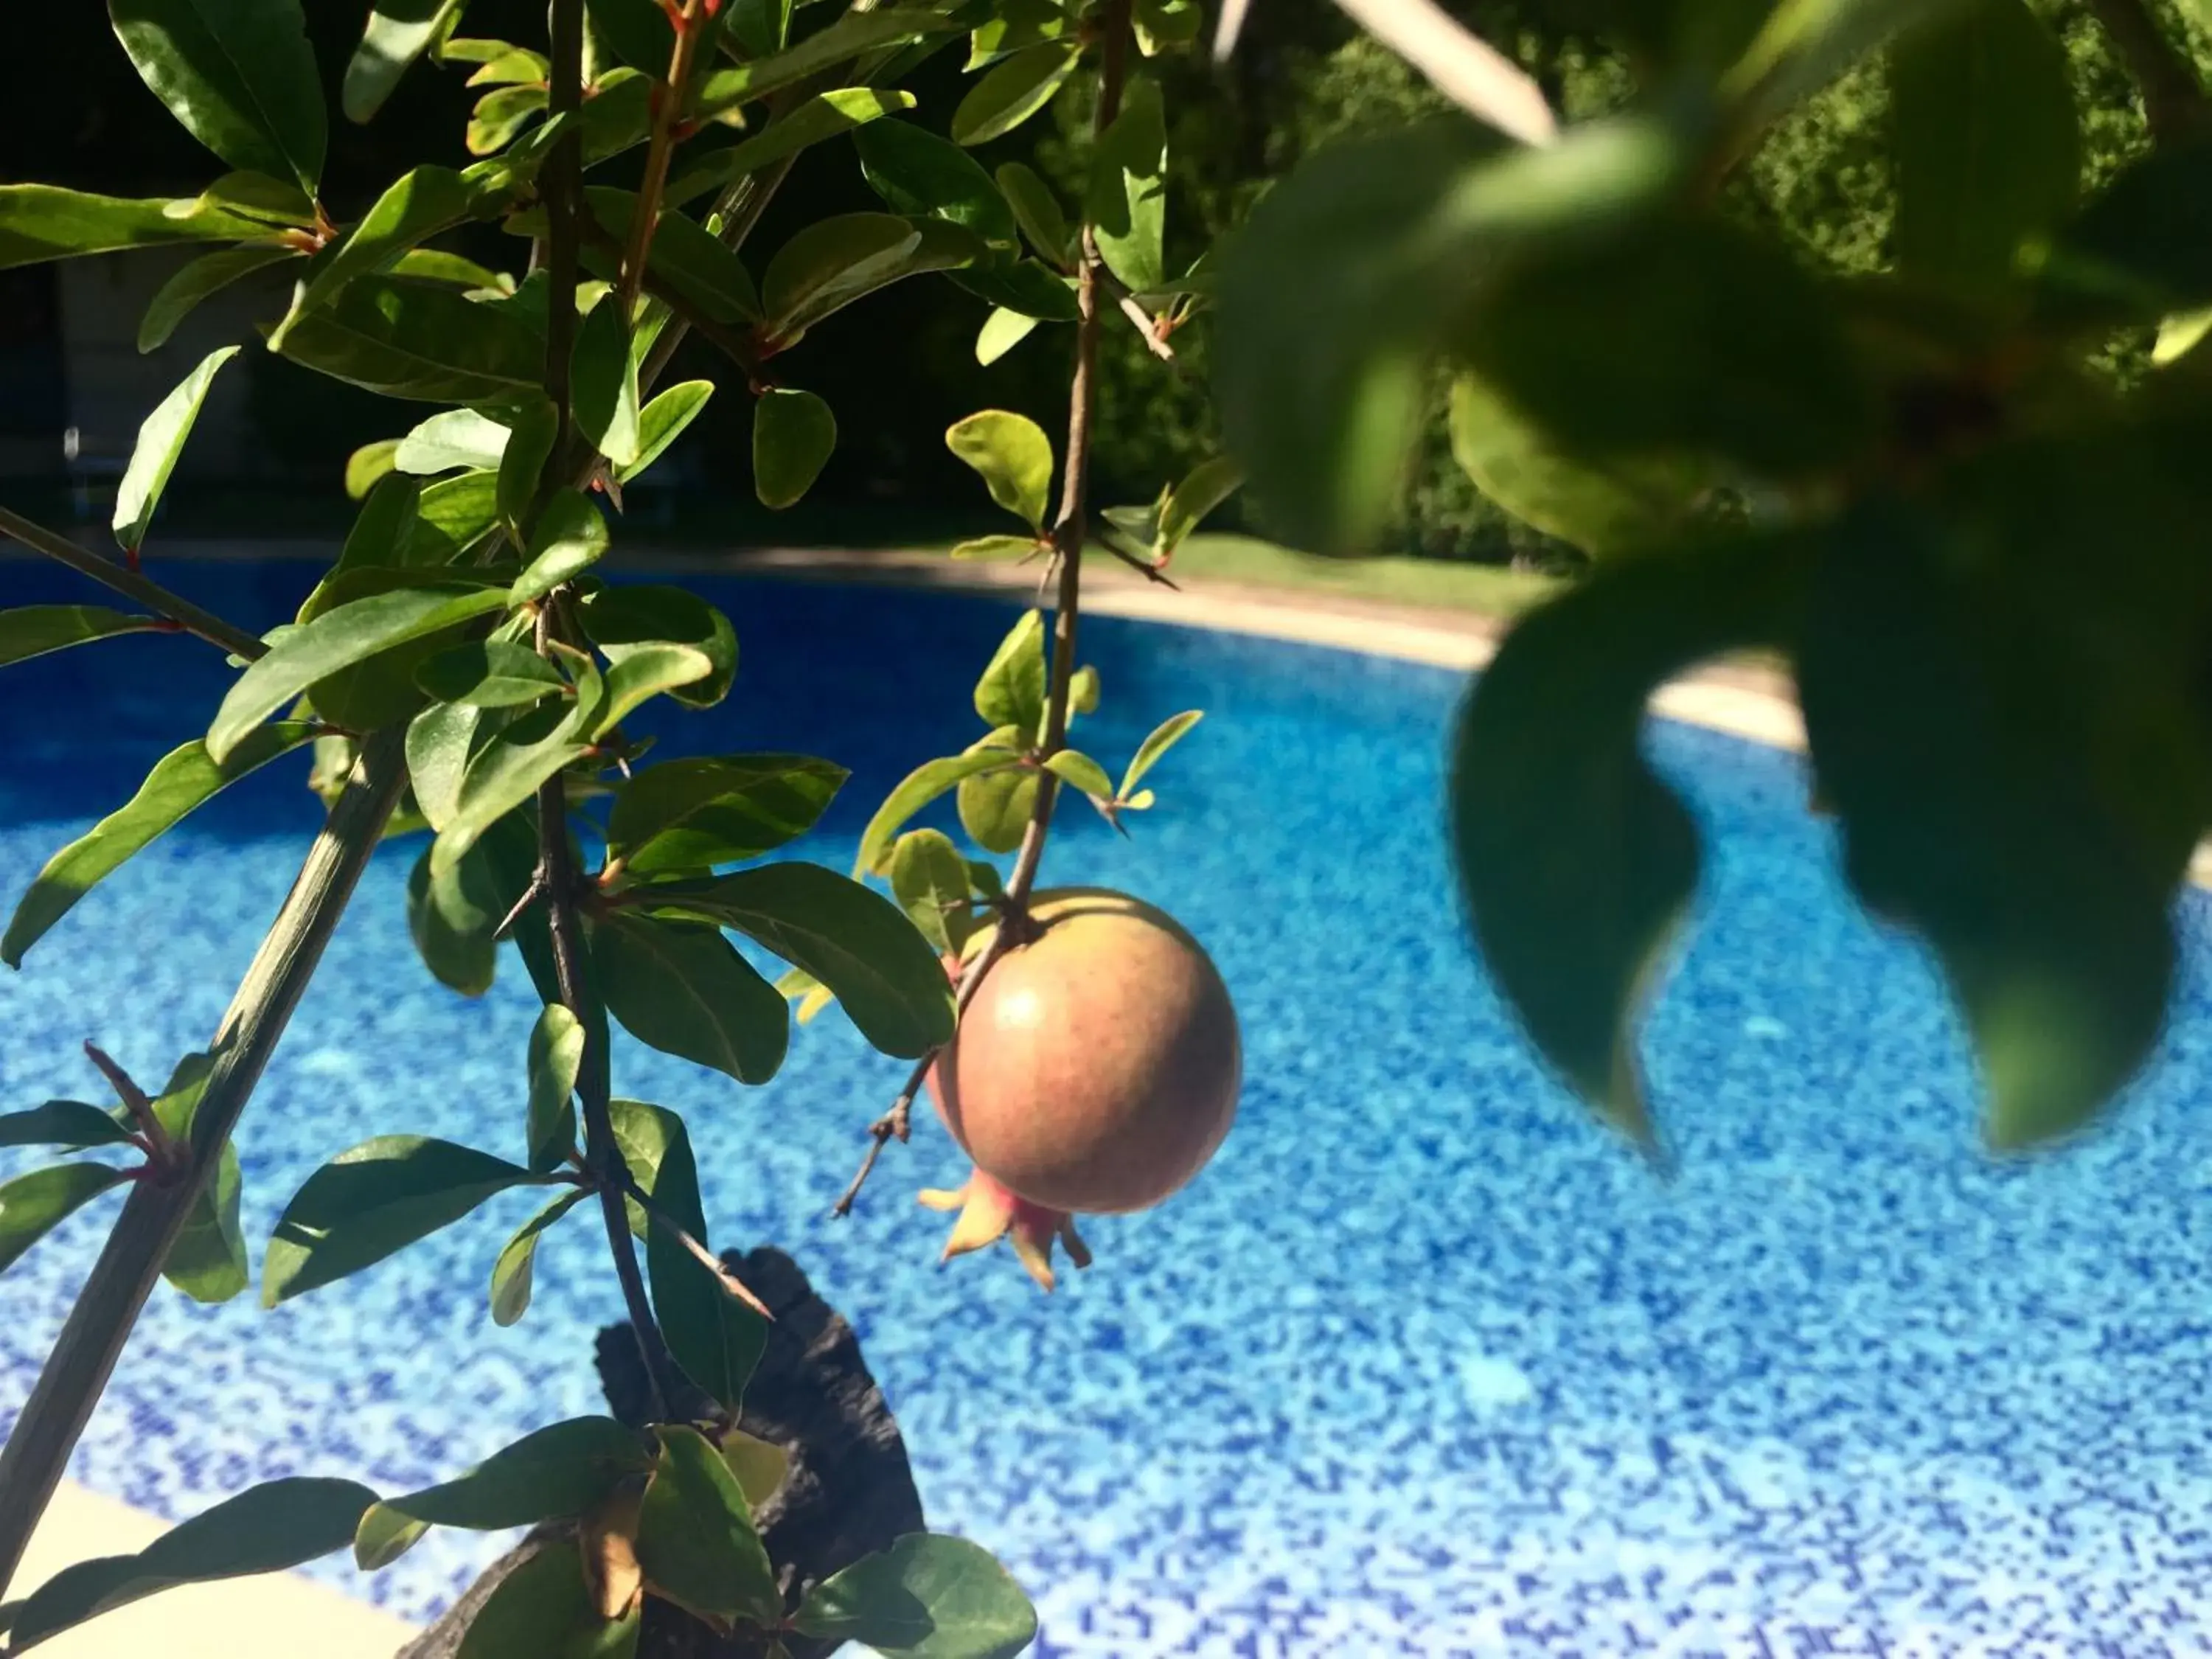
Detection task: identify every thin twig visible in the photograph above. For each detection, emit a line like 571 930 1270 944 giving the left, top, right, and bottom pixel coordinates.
835 0 1136 1214
2084 0 2211 146
1116 293 1176 361
0 505 265 662
80 1043 170 1164
617 0 714 315
616 1172 775 1320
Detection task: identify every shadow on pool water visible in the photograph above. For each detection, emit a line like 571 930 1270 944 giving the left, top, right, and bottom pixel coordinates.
3 556 2210 1655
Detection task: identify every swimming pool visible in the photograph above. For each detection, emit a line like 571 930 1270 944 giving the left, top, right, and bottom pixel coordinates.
3 557 2209 1655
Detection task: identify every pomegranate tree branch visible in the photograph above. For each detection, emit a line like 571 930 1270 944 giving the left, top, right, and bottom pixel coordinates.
535 0 678 1424
2084 0 2209 146
835 0 1135 1214
0 504 266 662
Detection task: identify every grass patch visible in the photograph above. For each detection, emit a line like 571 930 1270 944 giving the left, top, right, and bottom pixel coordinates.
1167 535 1559 620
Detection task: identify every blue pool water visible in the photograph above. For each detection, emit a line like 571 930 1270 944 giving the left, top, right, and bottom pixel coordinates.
4 557 2212 1656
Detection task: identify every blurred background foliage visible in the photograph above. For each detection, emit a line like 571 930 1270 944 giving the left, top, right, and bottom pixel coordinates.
4 0 2205 561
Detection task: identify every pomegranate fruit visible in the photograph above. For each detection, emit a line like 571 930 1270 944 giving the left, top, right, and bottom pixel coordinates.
919 887 1240 1289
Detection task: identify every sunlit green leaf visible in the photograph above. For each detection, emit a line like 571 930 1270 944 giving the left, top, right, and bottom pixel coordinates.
417 640 565 708
406 841 503 995
669 89 918 209
490 1187 586 1325
608 754 845 875
857 121 1019 250
975 307 1040 365
4 1479 377 1649
113 347 239 554
365 1418 649 1541
139 244 296 352
952 41 1079 147
526 1004 585 1173
573 297 641 468
793 1534 1037 1659
264 1136 541 1305
1088 76 1166 294
0 606 158 670
209 584 509 762
995 160 1072 267
855 753 1018 874
512 489 610 602
891 828 972 955
4 724 314 967
276 167 481 344
947 411 1051 531
692 10 952 121
618 380 713 484
636 1426 780 1627
591 916 788 1083
275 278 546 403
973 609 1046 732
344 0 470 123
761 213 921 338
0 1102 134 1151
111 0 329 191
0 1164 129 1275
753 387 838 509
395 408 510 478
453 1537 639 1658
579 585 737 709
957 754 1036 855
0 185 263 271
637 862 956 1055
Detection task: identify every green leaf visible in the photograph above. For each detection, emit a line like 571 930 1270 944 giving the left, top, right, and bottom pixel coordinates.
1043 749 1111 801
636 1426 781 1627
621 1104 764 1410
995 161 1072 267
573 297 642 469
596 646 717 734
580 189 762 326
110 0 329 191
209 584 509 761
619 380 714 484
1797 470 2206 1150
1211 116 1681 553
2038 133 2212 319
4 1479 377 1649
973 609 1046 732
406 841 502 995
395 408 510 478
639 863 956 1056
431 680 605 877
337 475 420 575
468 84 549 154
855 753 1018 875
1133 0 1200 52
952 41 1079 147
1088 75 1166 294
453 1537 639 1659
262 1135 540 1304
490 1187 586 1325
0 605 158 669
0 1164 129 1274
754 388 839 509
957 759 1035 856
405 469 504 563
608 754 847 874
1118 709 1200 800
669 89 917 209
0 1102 134 1151
406 698 496 832
1891 0 2077 293
951 532 1043 560
949 260 1079 323
591 915 789 1083
857 122 1019 251
344 0 469 123
586 0 684 72
113 347 239 554
762 214 922 338
966 0 1066 69
891 828 972 954
417 640 566 708
138 244 296 352
394 248 508 289
366 1418 650 1540
579 585 737 709
946 412 1051 532
4 724 314 967
1453 212 1874 479
692 10 953 121
277 167 481 344
793 1534 1037 1659
275 277 546 402
720 1430 790 1511
526 1005 585 1172
0 184 264 271
1157 458 1241 556
975 308 1040 366
498 394 560 529
1447 372 1706 558
175 170 316 227
130 1051 248 1306
512 490 610 602
1723 0 1948 136
346 439 403 500
1452 535 1809 1150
